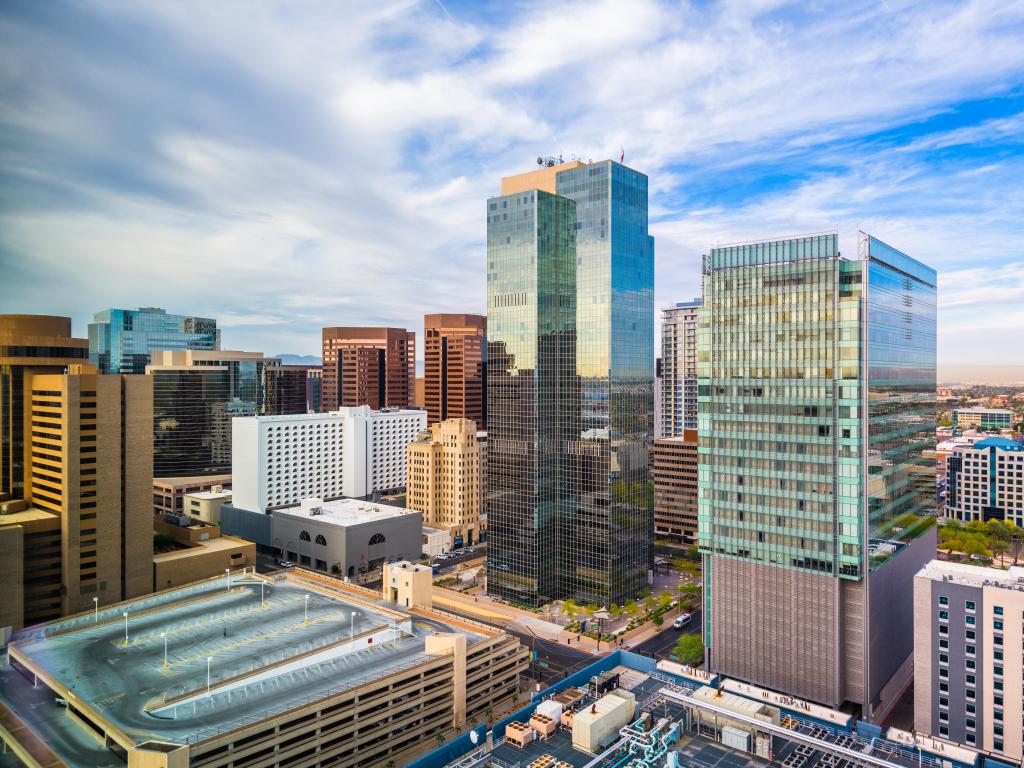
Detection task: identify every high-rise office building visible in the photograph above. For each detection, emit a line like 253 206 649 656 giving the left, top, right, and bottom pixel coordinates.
88 307 219 374
265 364 313 415
424 314 487 428
946 437 1024 525
652 431 699 544
407 418 483 547
0 362 152 630
147 349 277 478
321 327 415 411
0 315 89 501
661 299 702 436
486 158 654 607
698 233 937 720
914 560 1024 762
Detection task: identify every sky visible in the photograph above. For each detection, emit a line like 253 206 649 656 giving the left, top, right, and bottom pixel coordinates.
2 0 1023 383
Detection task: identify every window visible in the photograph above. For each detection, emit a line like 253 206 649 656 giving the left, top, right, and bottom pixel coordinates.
938 595 949 605
314 534 327 546
965 600 975 611
368 532 386 545
299 530 311 542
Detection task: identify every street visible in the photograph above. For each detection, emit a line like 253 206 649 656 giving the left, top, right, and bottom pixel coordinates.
629 610 703 660
506 627 595 687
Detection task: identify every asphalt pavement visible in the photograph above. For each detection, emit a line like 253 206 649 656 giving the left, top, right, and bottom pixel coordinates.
629 610 703 660
506 627 595 687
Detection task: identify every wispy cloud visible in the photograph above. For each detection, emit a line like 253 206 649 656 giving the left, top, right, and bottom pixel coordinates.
1 0 1023 375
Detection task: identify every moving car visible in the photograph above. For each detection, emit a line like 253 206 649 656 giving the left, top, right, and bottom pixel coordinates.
673 613 692 630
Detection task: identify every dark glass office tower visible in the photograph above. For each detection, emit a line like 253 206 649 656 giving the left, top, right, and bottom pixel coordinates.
698 232 937 720
486 160 654 607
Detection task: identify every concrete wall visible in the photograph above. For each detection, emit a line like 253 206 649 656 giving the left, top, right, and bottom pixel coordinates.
220 504 273 548
0 526 23 633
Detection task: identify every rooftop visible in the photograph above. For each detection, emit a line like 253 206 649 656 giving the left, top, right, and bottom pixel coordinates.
275 497 420 526
151 534 251 563
917 559 1024 590
243 406 426 423
184 489 233 500
954 407 1013 414
971 437 1023 451
1 570 482 764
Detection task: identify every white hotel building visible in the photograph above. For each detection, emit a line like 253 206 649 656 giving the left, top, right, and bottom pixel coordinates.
232 406 426 513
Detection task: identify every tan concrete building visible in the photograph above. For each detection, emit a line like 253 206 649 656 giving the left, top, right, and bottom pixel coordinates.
152 516 255 591
407 418 483 547
153 474 232 516
424 313 486 428
1 568 528 768
652 431 699 544
1 362 153 629
182 486 232 525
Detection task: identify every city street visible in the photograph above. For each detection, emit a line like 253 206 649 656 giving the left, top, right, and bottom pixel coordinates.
629 610 703 660
506 627 595 686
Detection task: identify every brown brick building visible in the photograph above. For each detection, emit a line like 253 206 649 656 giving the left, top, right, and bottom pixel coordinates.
651 430 698 544
424 314 486 428
321 327 415 411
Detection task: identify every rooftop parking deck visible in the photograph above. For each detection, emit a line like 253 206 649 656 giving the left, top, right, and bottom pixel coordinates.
2 570 481 761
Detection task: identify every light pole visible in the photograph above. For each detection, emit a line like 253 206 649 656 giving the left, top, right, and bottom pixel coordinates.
304 594 310 624
161 632 168 668
260 580 265 608
122 612 129 647
206 656 212 697
350 611 359 640
92 597 98 624
225 568 231 591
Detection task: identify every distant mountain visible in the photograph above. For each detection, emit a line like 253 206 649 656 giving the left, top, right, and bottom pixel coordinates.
274 354 322 366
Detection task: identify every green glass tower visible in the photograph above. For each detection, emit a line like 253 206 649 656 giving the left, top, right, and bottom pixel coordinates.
486 160 654 607
698 233 936 720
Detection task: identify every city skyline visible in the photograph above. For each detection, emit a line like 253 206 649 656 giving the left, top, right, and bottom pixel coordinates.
2 2 1023 382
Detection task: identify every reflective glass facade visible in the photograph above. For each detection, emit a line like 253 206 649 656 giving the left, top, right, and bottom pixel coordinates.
486 161 654 607
152 368 233 477
698 233 937 713
88 307 219 374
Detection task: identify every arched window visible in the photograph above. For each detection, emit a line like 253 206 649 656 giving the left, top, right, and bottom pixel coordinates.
368 532 386 545
315 534 327 546
299 530 311 542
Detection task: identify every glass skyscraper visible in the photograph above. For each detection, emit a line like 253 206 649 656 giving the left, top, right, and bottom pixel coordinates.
486 160 654 607
89 307 219 374
698 232 936 720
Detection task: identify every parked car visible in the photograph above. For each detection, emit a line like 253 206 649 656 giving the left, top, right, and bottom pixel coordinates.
277 560 295 568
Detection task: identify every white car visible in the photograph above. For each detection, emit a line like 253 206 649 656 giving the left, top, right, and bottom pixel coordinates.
673 613 692 630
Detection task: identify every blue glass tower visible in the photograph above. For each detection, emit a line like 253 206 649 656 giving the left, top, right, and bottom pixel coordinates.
88 307 220 374
486 160 654 607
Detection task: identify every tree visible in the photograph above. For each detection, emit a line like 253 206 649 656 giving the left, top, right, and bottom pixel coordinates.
657 592 674 612
642 595 657 615
623 600 640 619
562 599 579 620
678 582 701 610
609 603 622 620
672 634 704 666
584 603 599 618
652 613 664 627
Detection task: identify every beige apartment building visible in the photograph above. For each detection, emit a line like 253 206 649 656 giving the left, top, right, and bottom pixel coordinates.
407 418 482 547
1 362 153 629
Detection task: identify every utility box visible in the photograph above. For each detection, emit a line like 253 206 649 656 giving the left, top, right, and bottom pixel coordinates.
572 692 632 754
722 725 751 753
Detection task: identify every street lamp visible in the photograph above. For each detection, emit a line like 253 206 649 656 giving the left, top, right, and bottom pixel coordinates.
92 597 98 624
161 632 168 668
594 607 612 652
260 580 265 608
206 656 212 697
122 612 129 647
225 568 231 591
304 594 310 624
350 611 359 640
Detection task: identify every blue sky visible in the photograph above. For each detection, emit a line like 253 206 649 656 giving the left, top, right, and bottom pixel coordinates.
1 0 1023 381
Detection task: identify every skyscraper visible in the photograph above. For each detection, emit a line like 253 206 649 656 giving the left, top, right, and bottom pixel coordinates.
424 313 486 428
88 307 219 374
0 358 152 630
486 159 654 607
321 327 415 411
146 349 278 478
661 299 702 436
265 364 314 415
698 232 937 721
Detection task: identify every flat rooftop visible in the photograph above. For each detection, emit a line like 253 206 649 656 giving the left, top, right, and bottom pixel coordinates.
184 489 232 500
151 535 250 563
275 497 418 526
1 571 481 763
917 559 1024 590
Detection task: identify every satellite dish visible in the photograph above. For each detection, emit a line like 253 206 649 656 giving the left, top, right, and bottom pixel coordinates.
470 730 480 744
537 157 543 166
